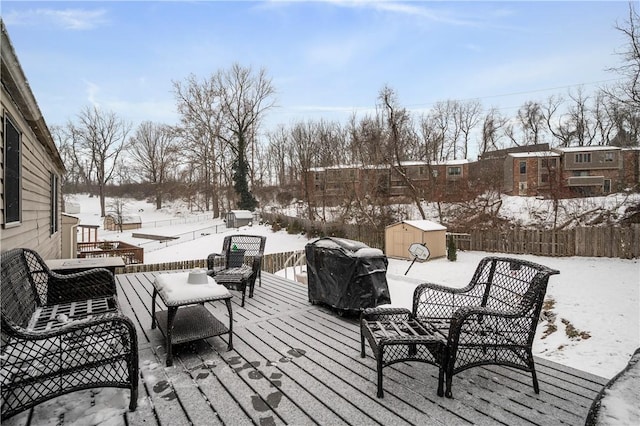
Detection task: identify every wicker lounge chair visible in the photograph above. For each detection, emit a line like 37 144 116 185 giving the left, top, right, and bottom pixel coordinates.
413 256 559 398
207 234 266 306
1 248 138 420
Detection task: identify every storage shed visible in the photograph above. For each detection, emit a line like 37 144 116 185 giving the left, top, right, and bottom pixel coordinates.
226 210 254 228
103 213 142 231
385 220 447 260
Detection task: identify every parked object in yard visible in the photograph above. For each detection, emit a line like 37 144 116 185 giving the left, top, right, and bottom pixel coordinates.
305 237 391 314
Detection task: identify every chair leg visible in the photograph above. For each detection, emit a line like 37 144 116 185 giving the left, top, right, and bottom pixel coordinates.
376 347 384 398
531 364 540 394
360 326 366 358
129 387 138 411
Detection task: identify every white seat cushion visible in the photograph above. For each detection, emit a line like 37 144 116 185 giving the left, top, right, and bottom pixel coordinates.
155 272 231 306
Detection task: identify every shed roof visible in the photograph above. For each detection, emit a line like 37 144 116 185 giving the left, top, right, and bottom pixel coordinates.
229 210 254 219
388 220 446 231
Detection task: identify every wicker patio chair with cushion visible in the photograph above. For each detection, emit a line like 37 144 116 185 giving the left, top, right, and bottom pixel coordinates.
206 234 267 306
413 256 559 398
1 248 138 420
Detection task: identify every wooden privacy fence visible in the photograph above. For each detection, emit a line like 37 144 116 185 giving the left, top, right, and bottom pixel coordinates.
448 224 640 259
261 212 385 249
117 224 639 275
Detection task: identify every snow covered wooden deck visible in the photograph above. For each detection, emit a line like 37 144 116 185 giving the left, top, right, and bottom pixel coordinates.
9 271 608 425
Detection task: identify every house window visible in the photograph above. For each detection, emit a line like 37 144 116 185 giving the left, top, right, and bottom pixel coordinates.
541 158 557 169
447 166 461 176
3 115 21 226
604 152 614 162
575 153 592 163
519 161 527 174
540 173 549 184
432 169 439 177
604 179 611 193
50 172 59 234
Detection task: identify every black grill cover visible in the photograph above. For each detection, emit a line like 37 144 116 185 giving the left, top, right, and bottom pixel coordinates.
305 237 391 311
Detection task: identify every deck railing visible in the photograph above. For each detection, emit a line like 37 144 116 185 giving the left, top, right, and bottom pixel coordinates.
77 241 144 265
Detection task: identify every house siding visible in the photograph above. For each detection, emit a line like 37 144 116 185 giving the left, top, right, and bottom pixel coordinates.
1 22 65 259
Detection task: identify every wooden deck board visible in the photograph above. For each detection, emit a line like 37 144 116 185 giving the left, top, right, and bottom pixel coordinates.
5 271 608 425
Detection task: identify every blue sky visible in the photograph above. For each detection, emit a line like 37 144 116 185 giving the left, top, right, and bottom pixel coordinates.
2 1 631 141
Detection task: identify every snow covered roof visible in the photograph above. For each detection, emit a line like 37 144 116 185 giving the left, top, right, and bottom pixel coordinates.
554 146 620 153
402 220 447 231
229 210 254 219
509 151 560 158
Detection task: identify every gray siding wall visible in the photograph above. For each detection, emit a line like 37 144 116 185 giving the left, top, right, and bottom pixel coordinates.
1 88 63 259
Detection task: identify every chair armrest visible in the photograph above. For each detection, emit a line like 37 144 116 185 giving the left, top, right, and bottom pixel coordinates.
47 268 116 304
207 253 223 270
361 307 412 322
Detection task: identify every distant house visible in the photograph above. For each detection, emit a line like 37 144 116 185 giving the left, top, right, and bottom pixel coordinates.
552 146 626 196
103 213 142 231
503 151 561 196
1 21 66 259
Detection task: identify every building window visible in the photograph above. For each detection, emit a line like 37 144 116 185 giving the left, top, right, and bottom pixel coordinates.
604 179 611 193
3 115 21 226
540 173 549 184
575 153 592 163
432 169 439 177
519 161 527 174
447 166 461 176
50 172 59 234
541 158 557 169
604 152 614 162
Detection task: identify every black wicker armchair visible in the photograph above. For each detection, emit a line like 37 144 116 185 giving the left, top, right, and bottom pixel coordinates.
1 248 138 420
207 234 267 306
413 256 559 398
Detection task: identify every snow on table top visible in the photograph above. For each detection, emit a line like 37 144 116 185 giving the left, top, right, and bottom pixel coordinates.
154 271 230 305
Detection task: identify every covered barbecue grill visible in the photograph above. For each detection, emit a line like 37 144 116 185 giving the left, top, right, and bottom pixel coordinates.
305 237 391 313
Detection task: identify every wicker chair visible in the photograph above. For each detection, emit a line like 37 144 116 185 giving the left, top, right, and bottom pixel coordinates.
1 248 138 420
413 256 559 398
207 235 267 306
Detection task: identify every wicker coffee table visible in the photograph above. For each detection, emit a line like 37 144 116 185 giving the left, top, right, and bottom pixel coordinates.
151 272 233 366
360 307 447 398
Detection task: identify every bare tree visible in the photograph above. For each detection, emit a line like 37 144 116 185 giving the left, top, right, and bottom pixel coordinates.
215 63 276 210
479 107 507 155
379 86 426 219
173 74 225 216
606 2 640 109
290 120 321 220
505 101 546 146
455 100 482 159
69 106 131 216
129 121 180 209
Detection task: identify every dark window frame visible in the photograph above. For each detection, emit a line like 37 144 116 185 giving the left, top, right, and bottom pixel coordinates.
50 172 59 234
3 114 21 227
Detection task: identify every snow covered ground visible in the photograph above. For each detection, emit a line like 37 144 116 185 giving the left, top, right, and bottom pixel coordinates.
67 193 639 379
17 193 634 426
